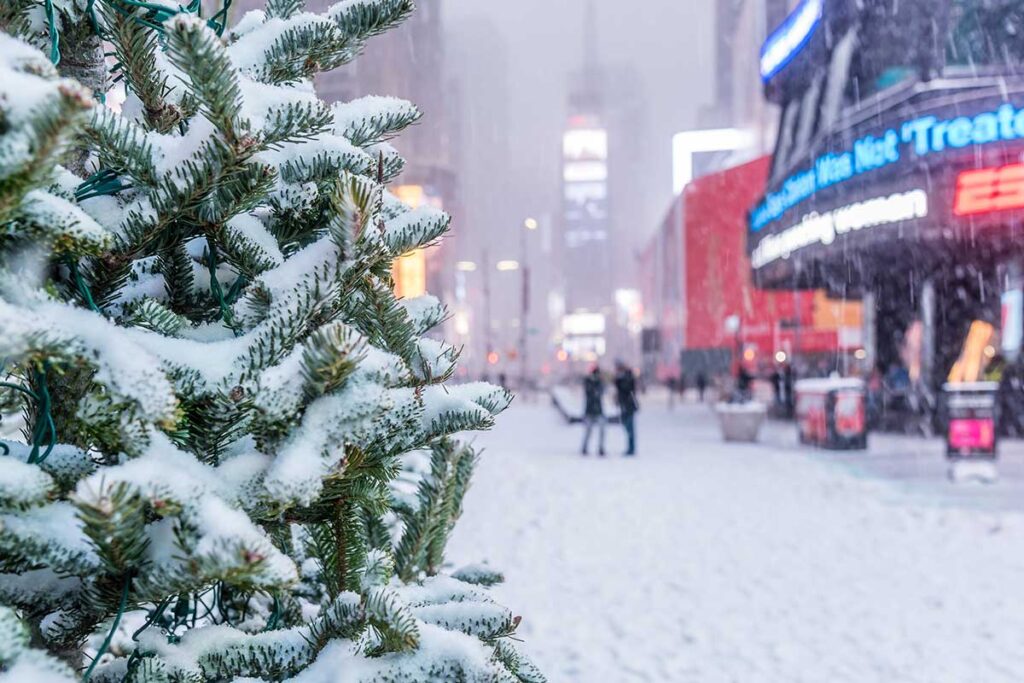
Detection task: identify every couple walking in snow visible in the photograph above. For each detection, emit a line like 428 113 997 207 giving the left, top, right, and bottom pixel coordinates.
581 362 639 456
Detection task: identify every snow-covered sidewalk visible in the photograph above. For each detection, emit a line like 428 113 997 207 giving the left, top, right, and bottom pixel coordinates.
448 400 1024 682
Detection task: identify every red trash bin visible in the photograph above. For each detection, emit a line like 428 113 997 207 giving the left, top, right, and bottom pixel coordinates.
795 378 868 450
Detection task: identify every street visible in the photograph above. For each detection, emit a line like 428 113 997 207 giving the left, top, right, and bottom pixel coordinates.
448 397 1024 683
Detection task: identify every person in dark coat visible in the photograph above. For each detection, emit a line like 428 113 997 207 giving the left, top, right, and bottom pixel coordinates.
770 367 783 407
581 366 606 456
614 361 639 456
782 363 796 417
736 364 753 402
696 372 708 402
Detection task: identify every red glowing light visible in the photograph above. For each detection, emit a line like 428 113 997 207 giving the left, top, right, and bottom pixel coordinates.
487 351 499 365
954 162 1024 216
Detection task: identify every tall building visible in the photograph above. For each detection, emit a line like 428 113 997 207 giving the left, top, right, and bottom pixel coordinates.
750 0 1024 392
558 2 648 364
640 0 798 379
444 14 515 375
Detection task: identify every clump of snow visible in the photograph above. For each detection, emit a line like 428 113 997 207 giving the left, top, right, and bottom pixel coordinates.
227 213 285 267
3 442 96 487
263 381 391 505
0 502 99 571
289 623 508 682
20 190 111 250
0 458 55 507
331 96 419 145
0 298 178 425
714 400 768 414
381 206 449 255
228 14 335 75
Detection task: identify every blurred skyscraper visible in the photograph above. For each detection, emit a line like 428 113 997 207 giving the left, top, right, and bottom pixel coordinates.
558 1 649 365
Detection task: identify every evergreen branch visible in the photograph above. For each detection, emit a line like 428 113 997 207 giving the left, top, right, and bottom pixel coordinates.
256 20 355 84
333 96 421 148
0 83 93 226
265 0 305 19
101 2 185 133
330 0 415 42
0 0 34 38
123 298 188 336
164 15 242 142
85 108 157 185
261 102 333 149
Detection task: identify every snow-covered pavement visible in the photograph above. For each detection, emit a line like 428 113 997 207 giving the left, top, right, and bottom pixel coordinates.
448 398 1024 682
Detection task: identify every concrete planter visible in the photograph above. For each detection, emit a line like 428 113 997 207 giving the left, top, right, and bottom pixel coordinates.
715 402 767 443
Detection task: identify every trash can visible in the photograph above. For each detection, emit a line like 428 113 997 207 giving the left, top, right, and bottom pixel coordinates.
943 382 998 460
795 378 868 450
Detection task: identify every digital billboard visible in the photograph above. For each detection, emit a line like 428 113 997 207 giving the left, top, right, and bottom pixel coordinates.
750 88 1024 287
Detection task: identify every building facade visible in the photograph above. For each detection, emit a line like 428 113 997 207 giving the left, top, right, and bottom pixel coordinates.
750 0 1024 389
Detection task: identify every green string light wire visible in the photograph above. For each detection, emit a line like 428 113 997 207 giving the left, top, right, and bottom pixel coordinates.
0 366 57 466
75 169 131 202
44 0 61 64
205 240 242 334
86 0 213 39
262 593 282 632
66 259 102 314
50 0 231 80
27 365 57 465
81 577 132 682
207 0 233 35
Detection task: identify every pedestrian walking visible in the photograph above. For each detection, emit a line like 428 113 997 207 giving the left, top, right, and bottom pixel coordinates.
783 363 796 417
770 367 783 407
581 366 606 456
735 364 753 402
696 372 708 403
614 361 639 456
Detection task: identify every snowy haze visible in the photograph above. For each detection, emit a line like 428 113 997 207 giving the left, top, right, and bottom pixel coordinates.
444 0 716 269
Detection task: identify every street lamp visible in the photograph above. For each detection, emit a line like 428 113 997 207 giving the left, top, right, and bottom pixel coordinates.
518 218 537 394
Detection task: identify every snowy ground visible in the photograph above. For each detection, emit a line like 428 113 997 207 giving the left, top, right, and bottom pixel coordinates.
448 394 1024 682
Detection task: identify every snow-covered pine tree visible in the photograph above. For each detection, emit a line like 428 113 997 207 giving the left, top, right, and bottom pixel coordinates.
0 2 544 681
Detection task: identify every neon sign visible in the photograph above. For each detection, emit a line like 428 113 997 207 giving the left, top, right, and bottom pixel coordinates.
760 0 823 82
752 103 1024 232
751 189 928 268
954 162 1024 216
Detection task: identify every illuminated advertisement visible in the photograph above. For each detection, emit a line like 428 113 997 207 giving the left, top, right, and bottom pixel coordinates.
760 0 823 82
751 189 928 268
563 126 609 246
954 162 1024 216
562 312 606 336
751 102 1024 232
563 129 608 160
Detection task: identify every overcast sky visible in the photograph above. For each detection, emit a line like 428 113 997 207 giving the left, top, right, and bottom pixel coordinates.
444 0 717 250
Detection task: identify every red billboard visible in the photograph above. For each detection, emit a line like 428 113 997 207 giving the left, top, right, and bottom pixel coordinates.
682 157 843 354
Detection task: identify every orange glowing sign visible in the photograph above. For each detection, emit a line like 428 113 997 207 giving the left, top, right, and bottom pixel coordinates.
390 184 441 298
393 250 426 299
954 163 1024 216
